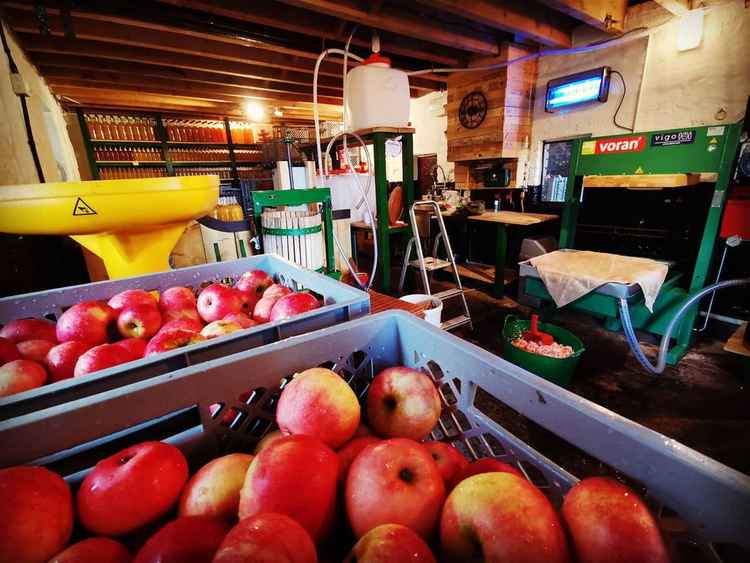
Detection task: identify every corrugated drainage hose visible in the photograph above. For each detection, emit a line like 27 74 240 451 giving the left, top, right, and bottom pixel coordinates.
618 278 750 374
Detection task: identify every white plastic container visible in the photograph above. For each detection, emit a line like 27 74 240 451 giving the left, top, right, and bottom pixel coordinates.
345 54 410 131
400 294 443 327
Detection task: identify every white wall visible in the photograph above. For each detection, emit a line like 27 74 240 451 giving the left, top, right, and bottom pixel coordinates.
0 22 79 185
527 0 750 184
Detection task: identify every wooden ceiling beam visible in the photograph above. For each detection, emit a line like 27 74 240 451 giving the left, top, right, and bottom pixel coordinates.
3 5 439 90
155 0 465 66
536 0 627 32
275 0 500 55
414 0 572 47
652 0 691 15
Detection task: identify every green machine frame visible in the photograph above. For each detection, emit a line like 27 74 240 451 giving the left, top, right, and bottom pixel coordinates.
524 121 743 365
250 188 337 277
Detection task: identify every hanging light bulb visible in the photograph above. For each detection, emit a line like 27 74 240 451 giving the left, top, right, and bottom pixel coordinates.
243 101 265 122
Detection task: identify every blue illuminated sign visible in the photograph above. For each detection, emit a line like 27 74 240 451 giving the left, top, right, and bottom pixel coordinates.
545 67 610 112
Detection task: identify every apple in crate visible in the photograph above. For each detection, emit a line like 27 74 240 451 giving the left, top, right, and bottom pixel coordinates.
74 343 133 377
0 318 57 343
200 319 242 339
16 338 56 364
108 289 158 313
77 441 188 536
344 524 436 563
159 286 197 311
366 367 442 440
178 453 254 520
423 441 469 487
133 516 230 563
222 312 257 329
239 435 338 541
56 301 115 345
441 472 570 563
197 283 245 323
158 318 204 334
346 438 445 539
117 305 161 340
263 283 292 301
562 477 670 563
276 367 360 449
253 285 292 323
450 457 522 489
46 341 93 382
234 270 273 312
145 328 206 356
161 307 201 324
0 359 47 397
270 292 321 322
113 338 147 360
48 538 132 563
0 336 21 365
213 512 317 563
254 429 285 454
0 466 73 563
337 436 380 483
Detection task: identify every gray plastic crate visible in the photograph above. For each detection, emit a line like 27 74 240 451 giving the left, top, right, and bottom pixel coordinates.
0 312 747 560
0 254 369 421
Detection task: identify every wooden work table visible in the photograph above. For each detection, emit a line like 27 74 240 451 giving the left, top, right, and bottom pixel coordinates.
466 210 559 296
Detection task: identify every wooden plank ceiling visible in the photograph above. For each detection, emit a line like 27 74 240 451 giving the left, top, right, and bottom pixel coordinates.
1 0 628 122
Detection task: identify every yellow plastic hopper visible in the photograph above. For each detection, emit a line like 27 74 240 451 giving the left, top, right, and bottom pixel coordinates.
0 176 219 279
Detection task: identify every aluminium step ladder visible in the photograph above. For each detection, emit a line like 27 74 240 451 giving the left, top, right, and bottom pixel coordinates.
398 200 473 331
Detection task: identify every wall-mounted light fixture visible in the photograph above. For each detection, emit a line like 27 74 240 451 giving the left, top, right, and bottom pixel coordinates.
545 66 611 112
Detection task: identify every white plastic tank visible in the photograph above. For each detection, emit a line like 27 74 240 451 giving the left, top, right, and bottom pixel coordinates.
345 54 410 131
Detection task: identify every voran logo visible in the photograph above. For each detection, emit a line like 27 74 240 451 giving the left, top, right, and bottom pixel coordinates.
595 136 645 154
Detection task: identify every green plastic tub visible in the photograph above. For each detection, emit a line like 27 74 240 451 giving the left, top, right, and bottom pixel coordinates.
501 315 585 387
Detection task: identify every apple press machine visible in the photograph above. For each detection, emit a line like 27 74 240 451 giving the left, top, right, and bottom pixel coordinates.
520 120 750 374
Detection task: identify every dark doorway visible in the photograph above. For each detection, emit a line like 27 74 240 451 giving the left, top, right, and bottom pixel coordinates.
416 154 437 199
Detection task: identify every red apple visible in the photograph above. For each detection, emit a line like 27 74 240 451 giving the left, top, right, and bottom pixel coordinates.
252 296 276 323
46 341 93 383
196 284 244 323
178 453 254 520
239 435 338 541
159 286 197 312
56 301 114 345
16 339 56 364
222 312 257 329
263 284 292 301
423 442 469 487
158 318 204 334
561 477 669 563
145 329 206 357
254 429 286 454
117 306 162 340
48 538 132 563
441 472 569 563
74 343 133 377
450 458 523 489
113 338 147 360
161 308 201 324
234 270 273 313
108 289 158 314
213 512 317 563
200 320 242 339
353 422 375 438
276 367 360 449
269 292 321 322
77 441 189 536
337 436 380 483
0 359 47 397
366 367 441 440
346 438 445 539
344 523 436 563
133 516 230 563
0 336 21 365
0 318 57 344
0 466 73 563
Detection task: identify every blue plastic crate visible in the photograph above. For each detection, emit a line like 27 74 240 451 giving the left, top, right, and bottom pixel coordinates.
0 254 369 420
0 311 747 558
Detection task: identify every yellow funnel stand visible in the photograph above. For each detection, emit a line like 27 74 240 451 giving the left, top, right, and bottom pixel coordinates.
0 176 219 278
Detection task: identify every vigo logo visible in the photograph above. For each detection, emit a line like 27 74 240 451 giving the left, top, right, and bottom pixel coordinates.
595 136 645 154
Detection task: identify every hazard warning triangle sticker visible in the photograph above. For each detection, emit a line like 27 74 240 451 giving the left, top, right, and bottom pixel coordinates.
72 197 97 216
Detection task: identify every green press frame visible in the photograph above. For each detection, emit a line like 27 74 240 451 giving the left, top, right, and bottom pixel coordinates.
523 121 743 365
250 188 337 277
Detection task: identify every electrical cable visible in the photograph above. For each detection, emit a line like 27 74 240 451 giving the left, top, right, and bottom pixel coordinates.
0 20 45 183
610 70 634 132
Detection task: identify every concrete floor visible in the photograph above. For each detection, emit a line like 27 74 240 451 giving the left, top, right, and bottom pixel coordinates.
437 281 750 477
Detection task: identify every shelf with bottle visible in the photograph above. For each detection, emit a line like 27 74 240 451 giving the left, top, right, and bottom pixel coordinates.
94 146 164 163
99 167 168 180
228 121 255 144
165 118 227 143
168 146 231 162
175 167 234 180
233 147 263 163
85 113 158 142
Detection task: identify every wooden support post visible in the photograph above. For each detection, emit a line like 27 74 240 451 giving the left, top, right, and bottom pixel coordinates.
373 132 390 292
